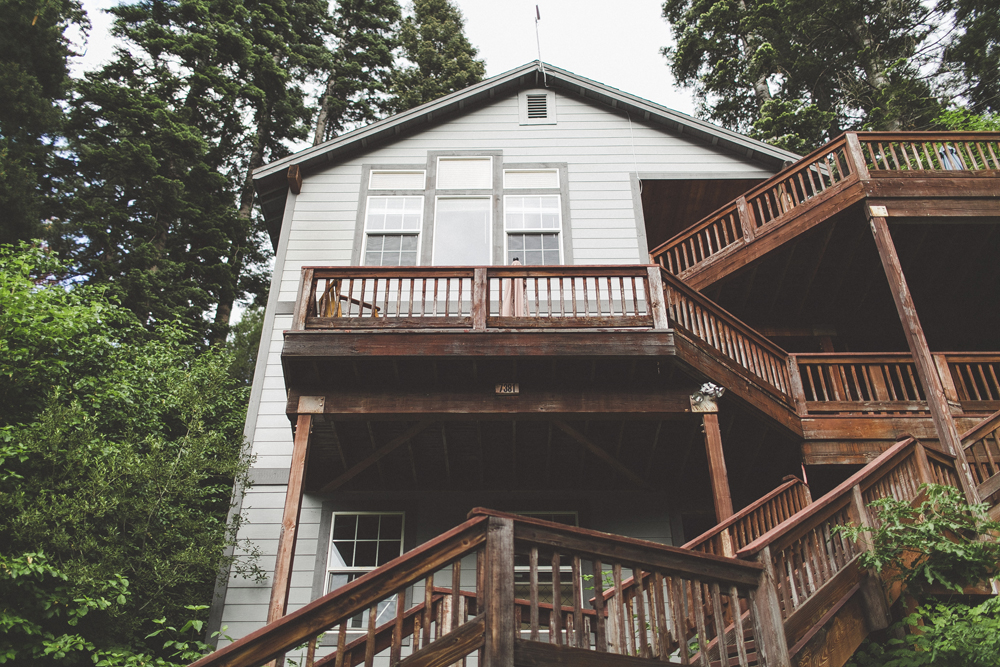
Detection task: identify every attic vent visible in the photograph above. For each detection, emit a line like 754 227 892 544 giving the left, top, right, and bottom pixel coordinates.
526 94 547 119
518 90 557 125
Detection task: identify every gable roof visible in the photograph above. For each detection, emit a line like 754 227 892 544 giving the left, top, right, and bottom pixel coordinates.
254 61 800 246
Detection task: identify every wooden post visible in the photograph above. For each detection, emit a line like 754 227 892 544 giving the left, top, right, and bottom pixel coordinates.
292 268 315 331
483 516 514 667
703 413 735 523
848 485 892 631
787 355 808 417
268 413 312 624
845 133 871 181
646 266 670 330
932 353 963 415
472 268 488 331
736 195 756 241
750 546 791 667
867 213 981 505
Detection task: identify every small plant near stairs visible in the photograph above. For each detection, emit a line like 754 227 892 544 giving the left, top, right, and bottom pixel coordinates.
834 484 1000 666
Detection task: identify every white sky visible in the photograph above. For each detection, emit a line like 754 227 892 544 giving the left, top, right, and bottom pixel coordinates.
74 0 696 115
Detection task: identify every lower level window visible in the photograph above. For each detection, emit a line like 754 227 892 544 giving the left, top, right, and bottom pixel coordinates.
327 512 405 628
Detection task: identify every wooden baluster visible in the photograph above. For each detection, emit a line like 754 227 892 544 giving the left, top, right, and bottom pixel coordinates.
729 586 749 667
390 591 405 666
452 560 462 631
334 622 348 667
592 558 607 653
551 552 562 644
364 604 378 667
709 583 728 667
667 576 689 665
423 574 434 647
572 556 584 648
529 547 540 641
652 573 670 661
634 568 650 657
613 564 628 655
305 637 317 667
691 581 710 667
414 612 423 651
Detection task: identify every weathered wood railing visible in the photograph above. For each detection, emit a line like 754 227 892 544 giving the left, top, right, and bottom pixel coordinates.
857 133 1000 173
791 353 926 415
961 410 1000 502
651 134 855 276
661 268 793 399
944 353 1000 409
683 476 812 558
190 511 794 667
292 266 666 331
650 132 1000 278
736 437 960 653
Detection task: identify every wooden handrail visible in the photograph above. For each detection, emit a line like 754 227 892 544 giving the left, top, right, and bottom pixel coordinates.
660 268 794 398
683 476 810 555
189 515 489 667
960 410 1000 498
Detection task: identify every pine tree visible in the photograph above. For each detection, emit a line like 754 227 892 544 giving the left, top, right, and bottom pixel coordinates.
313 0 401 145
390 0 486 113
0 0 86 244
940 0 1000 114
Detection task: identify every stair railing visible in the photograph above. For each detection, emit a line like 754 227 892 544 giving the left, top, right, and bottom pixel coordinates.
736 437 960 651
684 476 812 558
660 268 794 401
960 410 1000 503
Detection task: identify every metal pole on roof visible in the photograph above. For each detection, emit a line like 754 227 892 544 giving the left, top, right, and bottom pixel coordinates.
535 5 548 87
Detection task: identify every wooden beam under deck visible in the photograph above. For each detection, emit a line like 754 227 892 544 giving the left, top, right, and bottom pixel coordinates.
286 387 699 420
282 330 676 359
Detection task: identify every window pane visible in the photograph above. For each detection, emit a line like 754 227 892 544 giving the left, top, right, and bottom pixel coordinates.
506 195 560 231
354 541 378 567
365 233 419 266
380 514 403 538
357 515 380 540
370 170 425 190
434 198 491 265
507 233 560 265
332 541 354 568
377 540 401 566
332 515 358 540
504 169 559 189
366 196 422 231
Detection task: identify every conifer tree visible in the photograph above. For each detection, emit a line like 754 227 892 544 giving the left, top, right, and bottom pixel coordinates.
390 0 486 113
0 0 86 244
313 0 402 144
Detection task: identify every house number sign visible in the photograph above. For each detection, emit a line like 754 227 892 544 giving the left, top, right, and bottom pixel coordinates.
495 383 520 395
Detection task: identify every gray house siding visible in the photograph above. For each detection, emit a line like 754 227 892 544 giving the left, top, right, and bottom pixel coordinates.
214 88 773 644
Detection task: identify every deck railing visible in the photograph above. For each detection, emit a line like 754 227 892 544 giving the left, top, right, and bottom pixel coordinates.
945 353 1000 408
737 437 960 649
683 476 812 558
961 410 1000 502
189 511 788 667
857 132 1000 173
661 268 793 399
291 266 665 331
650 132 1000 278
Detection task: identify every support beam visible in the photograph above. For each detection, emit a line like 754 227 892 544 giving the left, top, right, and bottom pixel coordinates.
552 421 653 490
867 213 980 503
702 413 734 524
268 414 312 624
318 420 434 494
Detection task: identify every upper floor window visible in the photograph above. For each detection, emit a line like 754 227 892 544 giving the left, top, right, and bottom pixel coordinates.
504 193 562 265
363 196 422 266
437 157 493 190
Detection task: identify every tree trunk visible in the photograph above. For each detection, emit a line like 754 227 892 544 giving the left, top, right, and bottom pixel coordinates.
313 74 336 146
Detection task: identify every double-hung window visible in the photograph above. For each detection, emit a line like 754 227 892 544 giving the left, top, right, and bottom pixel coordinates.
503 169 562 265
327 512 405 628
362 170 425 266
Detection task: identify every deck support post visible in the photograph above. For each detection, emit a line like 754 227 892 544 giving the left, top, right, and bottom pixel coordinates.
702 413 735 526
268 413 312 625
483 516 514 667
867 213 980 504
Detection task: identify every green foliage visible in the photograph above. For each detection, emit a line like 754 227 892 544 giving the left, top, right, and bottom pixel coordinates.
935 107 1000 131
835 484 1000 595
0 0 86 245
227 305 264 386
660 0 991 151
390 0 486 113
0 243 259 657
848 598 1000 667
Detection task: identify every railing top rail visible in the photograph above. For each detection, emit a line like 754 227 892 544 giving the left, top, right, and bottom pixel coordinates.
961 409 1000 448
682 476 806 551
486 265 654 278
938 351 1000 360
189 515 489 667
736 437 924 557
791 352 914 360
646 200 741 258
855 131 1000 142
308 266 476 279
469 508 762 587
659 268 790 360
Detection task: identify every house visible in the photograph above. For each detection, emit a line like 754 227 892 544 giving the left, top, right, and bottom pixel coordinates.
201 61 1000 667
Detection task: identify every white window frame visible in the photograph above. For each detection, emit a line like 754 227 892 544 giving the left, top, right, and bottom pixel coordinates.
503 194 564 266
326 511 406 630
503 168 560 189
431 195 494 266
361 196 423 266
